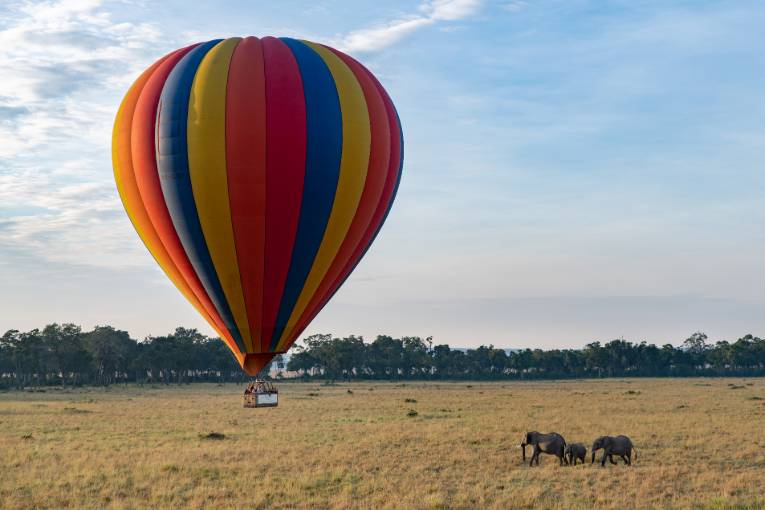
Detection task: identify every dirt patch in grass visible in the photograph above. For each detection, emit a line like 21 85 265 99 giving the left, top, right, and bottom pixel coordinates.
62 407 91 414
199 432 225 440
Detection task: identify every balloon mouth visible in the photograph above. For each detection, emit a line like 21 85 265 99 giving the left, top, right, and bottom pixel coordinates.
242 353 281 376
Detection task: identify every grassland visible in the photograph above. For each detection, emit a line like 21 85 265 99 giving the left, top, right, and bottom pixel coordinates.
1 378 764 509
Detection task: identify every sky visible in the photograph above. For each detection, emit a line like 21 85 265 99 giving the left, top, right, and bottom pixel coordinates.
0 0 763 349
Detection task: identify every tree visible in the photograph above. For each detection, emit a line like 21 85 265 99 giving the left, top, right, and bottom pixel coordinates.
82 326 135 385
0 330 22 387
12 329 53 387
401 336 431 377
683 332 709 354
42 323 90 386
682 332 709 369
367 335 405 378
286 345 319 376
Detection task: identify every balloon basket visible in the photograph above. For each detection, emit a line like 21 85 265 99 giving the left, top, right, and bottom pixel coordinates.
243 381 279 408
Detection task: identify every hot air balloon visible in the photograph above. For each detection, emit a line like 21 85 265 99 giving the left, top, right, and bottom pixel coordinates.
112 37 403 376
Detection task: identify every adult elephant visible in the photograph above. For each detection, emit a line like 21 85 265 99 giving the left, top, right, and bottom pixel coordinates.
591 435 636 467
521 431 567 466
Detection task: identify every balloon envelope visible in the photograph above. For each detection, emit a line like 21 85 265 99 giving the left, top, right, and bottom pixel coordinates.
112 37 403 374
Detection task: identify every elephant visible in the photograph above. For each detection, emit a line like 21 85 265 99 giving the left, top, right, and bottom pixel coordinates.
591 435 636 467
520 431 567 466
565 443 587 465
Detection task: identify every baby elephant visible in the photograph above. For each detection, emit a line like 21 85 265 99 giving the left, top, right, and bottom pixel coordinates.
521 431 568 466
591 435 636 467
565 443 587 465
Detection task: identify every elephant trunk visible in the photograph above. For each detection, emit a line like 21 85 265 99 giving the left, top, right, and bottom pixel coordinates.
591 451 596 464
521 443 526 461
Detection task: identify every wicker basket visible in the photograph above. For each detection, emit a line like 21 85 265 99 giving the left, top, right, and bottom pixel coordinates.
243 391 279 408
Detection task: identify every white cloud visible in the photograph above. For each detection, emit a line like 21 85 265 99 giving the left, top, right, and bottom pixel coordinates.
0 0 161 155
501 1 527 13
339 17 435 53
0 160 145 268
337 0 482 53
0 0 163 271
425 0 482 21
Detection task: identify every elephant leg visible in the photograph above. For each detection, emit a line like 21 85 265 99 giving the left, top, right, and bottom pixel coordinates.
609 454 617 465
620 455 628 464
626 451 632 466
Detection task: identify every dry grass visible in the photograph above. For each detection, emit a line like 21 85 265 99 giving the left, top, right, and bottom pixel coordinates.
1 378 764 509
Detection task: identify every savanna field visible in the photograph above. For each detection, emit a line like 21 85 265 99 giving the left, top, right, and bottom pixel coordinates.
1 379 764 509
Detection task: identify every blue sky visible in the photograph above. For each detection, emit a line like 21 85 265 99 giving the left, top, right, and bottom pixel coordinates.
0 0 763 348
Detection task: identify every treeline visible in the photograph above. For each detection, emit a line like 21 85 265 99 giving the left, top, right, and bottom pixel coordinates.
286 332 765 380
1 325 764 388
0 325 265 388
